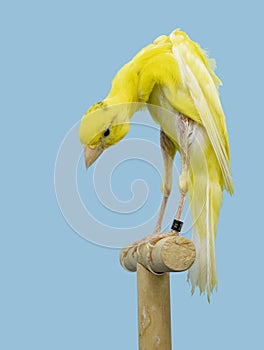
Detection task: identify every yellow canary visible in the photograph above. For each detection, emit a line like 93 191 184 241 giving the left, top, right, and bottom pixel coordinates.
79 29 233 301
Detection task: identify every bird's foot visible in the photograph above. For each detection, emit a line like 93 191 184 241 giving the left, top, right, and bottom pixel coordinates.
121 234 153 259
121 227 161 260
148 230 179 246
122 230 180 272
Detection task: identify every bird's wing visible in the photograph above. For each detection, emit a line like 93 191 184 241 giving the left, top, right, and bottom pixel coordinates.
170 30 234 194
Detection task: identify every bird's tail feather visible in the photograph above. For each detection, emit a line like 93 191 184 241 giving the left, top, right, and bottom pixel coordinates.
187 141 223 302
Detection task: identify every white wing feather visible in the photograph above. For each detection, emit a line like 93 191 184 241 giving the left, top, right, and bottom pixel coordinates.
171 34 234 193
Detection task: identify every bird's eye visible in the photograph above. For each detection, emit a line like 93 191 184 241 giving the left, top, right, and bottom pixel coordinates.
103 128 110 137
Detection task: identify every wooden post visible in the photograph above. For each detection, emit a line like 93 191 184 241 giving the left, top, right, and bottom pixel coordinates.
120 234 196 350
137 263 171 350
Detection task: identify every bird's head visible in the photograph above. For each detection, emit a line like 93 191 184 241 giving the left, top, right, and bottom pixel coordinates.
79 101 131 168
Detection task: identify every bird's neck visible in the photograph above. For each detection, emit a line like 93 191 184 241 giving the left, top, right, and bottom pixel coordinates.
106 63 140 104
105 56 165 116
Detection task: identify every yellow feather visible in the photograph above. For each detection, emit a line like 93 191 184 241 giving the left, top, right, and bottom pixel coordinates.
79 28 234 300
170 30 233 194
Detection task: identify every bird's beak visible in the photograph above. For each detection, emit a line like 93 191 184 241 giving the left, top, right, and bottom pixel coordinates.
84 145 104 169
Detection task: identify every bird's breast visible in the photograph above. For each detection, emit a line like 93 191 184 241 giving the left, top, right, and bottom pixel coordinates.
148 85 181 149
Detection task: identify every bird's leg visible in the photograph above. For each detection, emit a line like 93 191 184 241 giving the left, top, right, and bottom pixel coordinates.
153 196 168 234
151 129 177 237
171 152 188 233
153 129 176 234
150 115 192 243
123 117 192 262
134 116 191 253
121 130 176 257
133 130 177 256
171 114 191 234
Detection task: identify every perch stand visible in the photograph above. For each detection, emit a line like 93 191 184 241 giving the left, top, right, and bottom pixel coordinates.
120 234 196 350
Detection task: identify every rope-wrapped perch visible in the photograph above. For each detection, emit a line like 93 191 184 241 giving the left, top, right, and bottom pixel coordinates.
120 234 196 274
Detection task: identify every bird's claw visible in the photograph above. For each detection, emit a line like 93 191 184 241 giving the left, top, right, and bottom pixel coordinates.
122 231 179 273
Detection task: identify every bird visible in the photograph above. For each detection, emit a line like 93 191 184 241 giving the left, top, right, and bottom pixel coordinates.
79 28 234 301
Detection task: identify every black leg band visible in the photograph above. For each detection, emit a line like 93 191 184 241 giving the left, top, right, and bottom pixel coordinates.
171 219 183 232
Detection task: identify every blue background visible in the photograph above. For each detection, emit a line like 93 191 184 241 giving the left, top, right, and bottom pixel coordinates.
1 1 263 349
